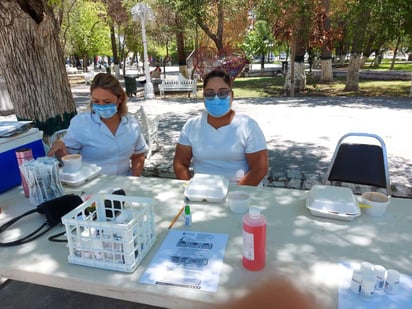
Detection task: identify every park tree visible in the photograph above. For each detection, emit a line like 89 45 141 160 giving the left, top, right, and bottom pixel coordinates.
381 0 412 70
239 20 273 70
153 0 193 78
317 0 334 83
343 0 372 92
152 0 252 77
0 0 75 137
186 0 225 51
185 0 250 51
150 2 176 75
99 0 129 78
65 0 111 72
261 0 311 95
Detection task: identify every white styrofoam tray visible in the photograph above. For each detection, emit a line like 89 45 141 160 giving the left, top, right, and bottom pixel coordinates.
306 185 360 221
59 163 101 186
184 173 229 203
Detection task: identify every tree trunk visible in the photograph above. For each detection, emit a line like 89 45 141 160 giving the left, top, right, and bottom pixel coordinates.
195 1 224 51
284 28 306 95
110 25 120 78
320 59 333 82
320 0 333 83
0 0 76 137
344 7 370 92
284 61 306 93
390 35 401 70
344 52 361 92
175 14 189 78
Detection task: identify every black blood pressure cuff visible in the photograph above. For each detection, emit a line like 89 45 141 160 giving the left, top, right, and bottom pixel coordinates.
37 194 83 227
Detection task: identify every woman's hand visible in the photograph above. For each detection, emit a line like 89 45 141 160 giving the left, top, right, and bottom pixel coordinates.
47 139 68 159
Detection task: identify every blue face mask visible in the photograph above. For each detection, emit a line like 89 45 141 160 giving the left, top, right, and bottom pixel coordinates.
92 103 118 119
204 96 231 117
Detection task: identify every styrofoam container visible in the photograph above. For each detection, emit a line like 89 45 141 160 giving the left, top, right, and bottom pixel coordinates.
184 173 229 203
0 128 45 193
62 194 156 272
361 191 390 216
59 162 101 187
306 185 360 221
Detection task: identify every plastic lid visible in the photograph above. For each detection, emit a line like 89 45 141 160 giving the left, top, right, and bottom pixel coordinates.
185 205 191 215
249 206 261 217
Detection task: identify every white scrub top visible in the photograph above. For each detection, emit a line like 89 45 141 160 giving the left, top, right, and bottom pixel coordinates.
63 112 148 176
178 111 267 183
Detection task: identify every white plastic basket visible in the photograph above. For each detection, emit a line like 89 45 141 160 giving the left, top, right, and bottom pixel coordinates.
62 194 156 272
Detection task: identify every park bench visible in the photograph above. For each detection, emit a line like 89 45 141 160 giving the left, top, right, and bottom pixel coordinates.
158 74 197 98
66 66 82 75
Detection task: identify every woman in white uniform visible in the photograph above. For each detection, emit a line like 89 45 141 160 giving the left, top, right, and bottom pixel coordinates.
48 73 148 176
173 70 268 186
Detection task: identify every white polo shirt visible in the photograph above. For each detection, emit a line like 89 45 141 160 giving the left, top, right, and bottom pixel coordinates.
63 112 148 176
178 111 267 183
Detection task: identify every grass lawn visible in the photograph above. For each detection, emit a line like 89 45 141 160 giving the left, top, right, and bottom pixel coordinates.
227 60 412 98
231 75 411 98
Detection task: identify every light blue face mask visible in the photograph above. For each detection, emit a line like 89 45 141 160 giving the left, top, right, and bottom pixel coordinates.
92 103 118 119
204 96 231 117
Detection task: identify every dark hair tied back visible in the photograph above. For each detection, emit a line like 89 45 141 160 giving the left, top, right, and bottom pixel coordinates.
203 70 232 89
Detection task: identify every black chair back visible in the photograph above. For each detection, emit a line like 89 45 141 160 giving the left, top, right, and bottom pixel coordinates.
328 143 387 188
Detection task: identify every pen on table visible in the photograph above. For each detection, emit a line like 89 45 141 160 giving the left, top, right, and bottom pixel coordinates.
168 206 185 229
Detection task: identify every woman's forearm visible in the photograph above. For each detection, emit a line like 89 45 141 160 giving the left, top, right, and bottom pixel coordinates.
131 153 145 176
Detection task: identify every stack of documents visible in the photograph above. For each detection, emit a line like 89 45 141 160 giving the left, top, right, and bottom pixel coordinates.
0 121 33 137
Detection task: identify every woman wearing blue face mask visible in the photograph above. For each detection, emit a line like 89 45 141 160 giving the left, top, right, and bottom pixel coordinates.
173 70 268 186
48 73 148 176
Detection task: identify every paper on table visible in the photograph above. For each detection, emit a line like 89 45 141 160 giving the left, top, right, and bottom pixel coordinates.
339 261 412 309
139 229 228 292
0 121 33 137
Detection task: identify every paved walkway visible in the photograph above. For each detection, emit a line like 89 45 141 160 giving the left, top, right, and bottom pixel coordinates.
2 83 411 197
70 82 412 197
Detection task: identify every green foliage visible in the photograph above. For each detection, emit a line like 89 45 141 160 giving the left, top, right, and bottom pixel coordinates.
55 0 412 76
62 0 111 59
239 20 273 62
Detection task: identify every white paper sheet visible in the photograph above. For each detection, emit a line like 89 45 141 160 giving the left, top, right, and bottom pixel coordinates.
139 229 228 292
0 121 32 137
339 261 412 309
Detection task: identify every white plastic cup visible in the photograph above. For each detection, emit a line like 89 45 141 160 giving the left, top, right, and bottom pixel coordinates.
374 265 386 290
360 262 374 273
62 154 82 173
350 269 362 294
360 269 376 300
228 191 250 213
385 269 400 294
361 192 390 216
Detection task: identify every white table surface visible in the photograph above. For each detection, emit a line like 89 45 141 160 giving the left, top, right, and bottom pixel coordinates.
1 175 411 308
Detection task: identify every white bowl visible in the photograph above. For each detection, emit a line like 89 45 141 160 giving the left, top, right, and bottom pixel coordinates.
228 191 250 214
361 192 390 216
